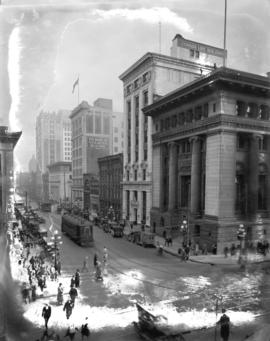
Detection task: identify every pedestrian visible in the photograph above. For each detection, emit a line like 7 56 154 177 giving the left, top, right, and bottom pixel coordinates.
82 256 88 272
57 283 64 305
69 284 78 304
31 283 37 301
64 325 78 341
21 282 30 304
70 275 75 288
224 246 229 258
75 269 80 288
103 246 108 264
81 318 90 340
63 299 74 320
42 304 51 329
93 253 98 268
217 308 230 341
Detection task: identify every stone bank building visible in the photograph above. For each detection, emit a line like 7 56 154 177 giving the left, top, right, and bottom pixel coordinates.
119 34 226 226
143 67 270 252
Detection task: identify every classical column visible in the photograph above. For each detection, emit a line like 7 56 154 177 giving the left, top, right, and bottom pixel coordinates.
168 142 177 210
190 136 201 214
248 134 260 214
122 190 127 220
138 191 143 223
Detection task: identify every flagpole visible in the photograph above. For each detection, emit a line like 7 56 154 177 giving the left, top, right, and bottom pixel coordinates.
223 0 227 67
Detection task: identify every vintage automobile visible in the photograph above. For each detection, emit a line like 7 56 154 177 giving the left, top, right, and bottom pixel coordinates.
128 230 156 247
110 223 124 238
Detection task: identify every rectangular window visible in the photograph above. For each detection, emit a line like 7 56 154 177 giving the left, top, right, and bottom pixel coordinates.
237 134 246 149
143 169 146 181
86 115 93 133
259 136 267 151
195 50 200 58
181 175 191 207
95 115 101 134
103 116 110 135
190 49 195 57
213 103 216 113
134 170 137 181
143 91 148 107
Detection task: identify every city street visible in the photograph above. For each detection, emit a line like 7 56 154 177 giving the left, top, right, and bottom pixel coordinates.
14 211 270 341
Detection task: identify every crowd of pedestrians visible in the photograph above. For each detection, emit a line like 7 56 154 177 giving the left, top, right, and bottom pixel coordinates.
9 215 98 340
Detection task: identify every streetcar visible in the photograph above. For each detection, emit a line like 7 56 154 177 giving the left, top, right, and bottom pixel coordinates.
40 202 52 212
61 214 94 247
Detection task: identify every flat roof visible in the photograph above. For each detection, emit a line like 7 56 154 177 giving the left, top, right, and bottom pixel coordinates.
143 67 270 116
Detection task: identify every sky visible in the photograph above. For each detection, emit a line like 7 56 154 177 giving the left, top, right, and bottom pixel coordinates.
0 0 269 171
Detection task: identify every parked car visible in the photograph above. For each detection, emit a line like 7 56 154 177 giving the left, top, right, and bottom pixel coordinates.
110 223 124 238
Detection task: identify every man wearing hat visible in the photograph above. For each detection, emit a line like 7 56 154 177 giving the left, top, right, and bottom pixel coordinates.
217 308 230 341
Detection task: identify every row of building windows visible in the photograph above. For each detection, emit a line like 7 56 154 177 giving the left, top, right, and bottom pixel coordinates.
126 169 147 181
72 148 82 158
236 101 270 120
159 103 209 132
237 134 268 151
125 71 151 96
85 114 111 135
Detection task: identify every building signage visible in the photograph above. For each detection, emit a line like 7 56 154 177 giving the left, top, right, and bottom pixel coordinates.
88 136 110 150
179 40 225 57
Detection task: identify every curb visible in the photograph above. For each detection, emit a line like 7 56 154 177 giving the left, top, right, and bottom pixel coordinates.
159 245 270 266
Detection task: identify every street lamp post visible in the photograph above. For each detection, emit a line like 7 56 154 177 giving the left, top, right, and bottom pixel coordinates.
180 219 188 246
48 230 62 270
237 223 246 268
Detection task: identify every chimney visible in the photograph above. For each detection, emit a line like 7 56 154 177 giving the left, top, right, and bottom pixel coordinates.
266 72 270 79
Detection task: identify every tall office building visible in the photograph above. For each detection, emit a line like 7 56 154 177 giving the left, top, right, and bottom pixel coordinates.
112 111 124 154
36 110 71 174
70 98 112 207
119 34 226 226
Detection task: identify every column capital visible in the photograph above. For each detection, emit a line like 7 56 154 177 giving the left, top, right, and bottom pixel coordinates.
250 133 263 141
168 141 177 148
189 135 202 144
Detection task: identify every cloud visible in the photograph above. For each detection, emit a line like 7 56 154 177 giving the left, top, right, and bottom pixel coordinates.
92 7 193 33
8 26 21 131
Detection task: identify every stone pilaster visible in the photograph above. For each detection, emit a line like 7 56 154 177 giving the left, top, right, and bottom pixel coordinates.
205 132 236 218
248 134 260 214
138 191 143 223
190 136 201 214
168 142 177 210
122 190 127 220
146 191 151 226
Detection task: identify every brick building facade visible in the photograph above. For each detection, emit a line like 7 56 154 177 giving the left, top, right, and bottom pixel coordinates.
98 153 123 221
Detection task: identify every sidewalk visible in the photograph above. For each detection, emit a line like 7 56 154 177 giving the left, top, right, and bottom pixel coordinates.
154 235 270 266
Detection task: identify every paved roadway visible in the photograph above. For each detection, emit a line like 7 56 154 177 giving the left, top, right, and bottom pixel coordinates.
20 212 270 340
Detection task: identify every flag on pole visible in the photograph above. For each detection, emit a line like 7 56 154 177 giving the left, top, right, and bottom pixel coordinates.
72 76 79 94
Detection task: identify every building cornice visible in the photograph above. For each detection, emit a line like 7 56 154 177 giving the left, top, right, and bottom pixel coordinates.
153 114 270 145
0 127 22 148
119 52 215 83
70 101 91 119
143 67 270 116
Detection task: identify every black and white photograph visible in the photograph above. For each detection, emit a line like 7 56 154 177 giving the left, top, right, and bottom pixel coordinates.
0 0 270 340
